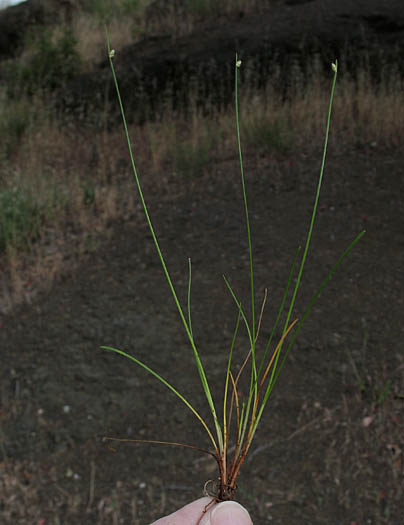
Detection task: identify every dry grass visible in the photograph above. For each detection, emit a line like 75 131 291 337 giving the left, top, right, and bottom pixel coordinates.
69 0 281 66
1 20 404 313
0 111 137 313
237 57 404 152
73 10 137 67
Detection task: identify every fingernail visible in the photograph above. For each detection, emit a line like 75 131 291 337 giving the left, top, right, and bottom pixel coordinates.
210 501 252 525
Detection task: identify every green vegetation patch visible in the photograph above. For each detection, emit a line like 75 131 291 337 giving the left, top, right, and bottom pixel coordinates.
9 27 82 95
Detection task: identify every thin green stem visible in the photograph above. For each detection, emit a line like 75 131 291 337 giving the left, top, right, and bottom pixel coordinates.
223 307 242 483
261 61 339 399
235 55 257 397
267 228 366 395
223 275 254 348
257 246 301 378
283 61 339 335
187 258 193 338
105 31 223 452
101 346 219 454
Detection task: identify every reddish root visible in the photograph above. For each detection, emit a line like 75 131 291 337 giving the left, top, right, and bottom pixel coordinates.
204 478 237 502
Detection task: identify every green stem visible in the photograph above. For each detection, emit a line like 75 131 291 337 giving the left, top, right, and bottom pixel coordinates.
105 30 223 452
235 55 257 398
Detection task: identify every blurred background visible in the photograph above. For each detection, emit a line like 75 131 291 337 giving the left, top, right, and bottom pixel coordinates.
0 1 403 523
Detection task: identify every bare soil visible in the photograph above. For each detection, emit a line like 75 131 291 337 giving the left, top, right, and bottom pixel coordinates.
0 147 403 524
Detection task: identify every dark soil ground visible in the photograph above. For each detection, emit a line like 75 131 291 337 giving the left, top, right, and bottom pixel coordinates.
1 147 403 524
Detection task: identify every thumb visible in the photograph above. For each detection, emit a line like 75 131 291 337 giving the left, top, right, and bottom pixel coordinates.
200 500 253 525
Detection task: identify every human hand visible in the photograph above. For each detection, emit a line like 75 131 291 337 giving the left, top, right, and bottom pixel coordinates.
151 496 252 525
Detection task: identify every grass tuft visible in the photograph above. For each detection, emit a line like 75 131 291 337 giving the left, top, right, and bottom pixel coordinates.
102 33 364 505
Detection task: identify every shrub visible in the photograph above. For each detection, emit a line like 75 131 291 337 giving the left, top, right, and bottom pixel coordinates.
0 176 66 254
9 26 82 94
0 186 42 253
173 137 211 178
245 116 295 156
0 93 33 160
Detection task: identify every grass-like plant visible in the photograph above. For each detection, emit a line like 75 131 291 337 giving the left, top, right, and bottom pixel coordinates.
102 37 365 503
0 184 57 254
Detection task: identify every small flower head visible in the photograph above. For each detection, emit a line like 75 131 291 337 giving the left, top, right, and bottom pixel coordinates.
109 49 115 59
236 59 242 68
331 61 338 73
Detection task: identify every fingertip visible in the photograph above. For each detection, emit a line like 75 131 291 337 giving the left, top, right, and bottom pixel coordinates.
204 501 252 525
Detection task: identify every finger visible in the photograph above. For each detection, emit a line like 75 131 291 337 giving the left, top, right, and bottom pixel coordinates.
199 500 252 525
151 497 213 524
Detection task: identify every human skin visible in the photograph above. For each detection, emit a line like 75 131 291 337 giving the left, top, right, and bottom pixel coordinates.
151 497 253 525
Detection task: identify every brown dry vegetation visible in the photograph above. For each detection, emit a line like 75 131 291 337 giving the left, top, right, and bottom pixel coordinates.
1 41 403 313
